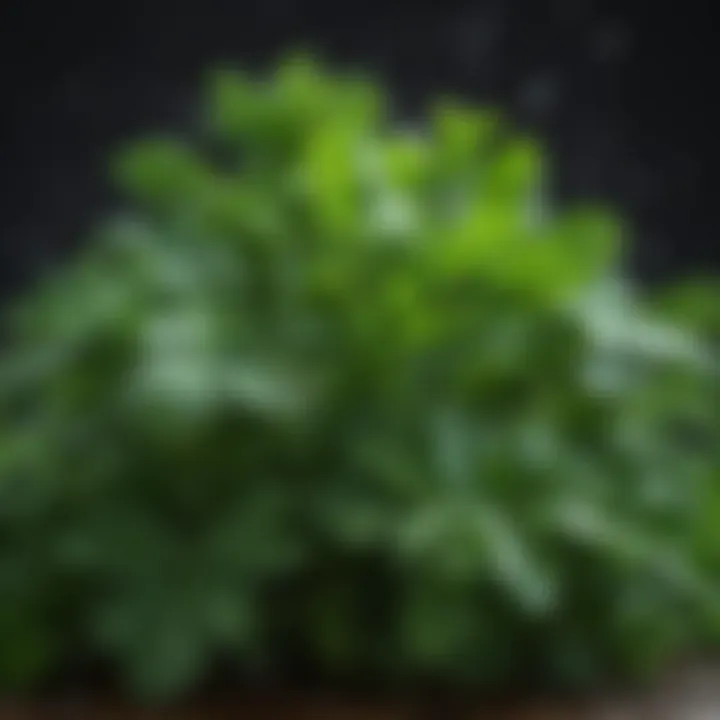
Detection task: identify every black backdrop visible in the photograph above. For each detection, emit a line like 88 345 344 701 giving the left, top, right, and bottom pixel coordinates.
1 0 717 302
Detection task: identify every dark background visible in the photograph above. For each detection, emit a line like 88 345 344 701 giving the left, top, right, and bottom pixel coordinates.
1 0 717 302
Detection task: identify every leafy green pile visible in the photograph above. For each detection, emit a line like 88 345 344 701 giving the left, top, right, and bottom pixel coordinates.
1 56 718 700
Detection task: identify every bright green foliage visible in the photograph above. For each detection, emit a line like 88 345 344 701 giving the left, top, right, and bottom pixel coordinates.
0 54 718 700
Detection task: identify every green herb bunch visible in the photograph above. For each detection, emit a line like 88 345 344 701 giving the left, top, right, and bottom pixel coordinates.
1 55 718 700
